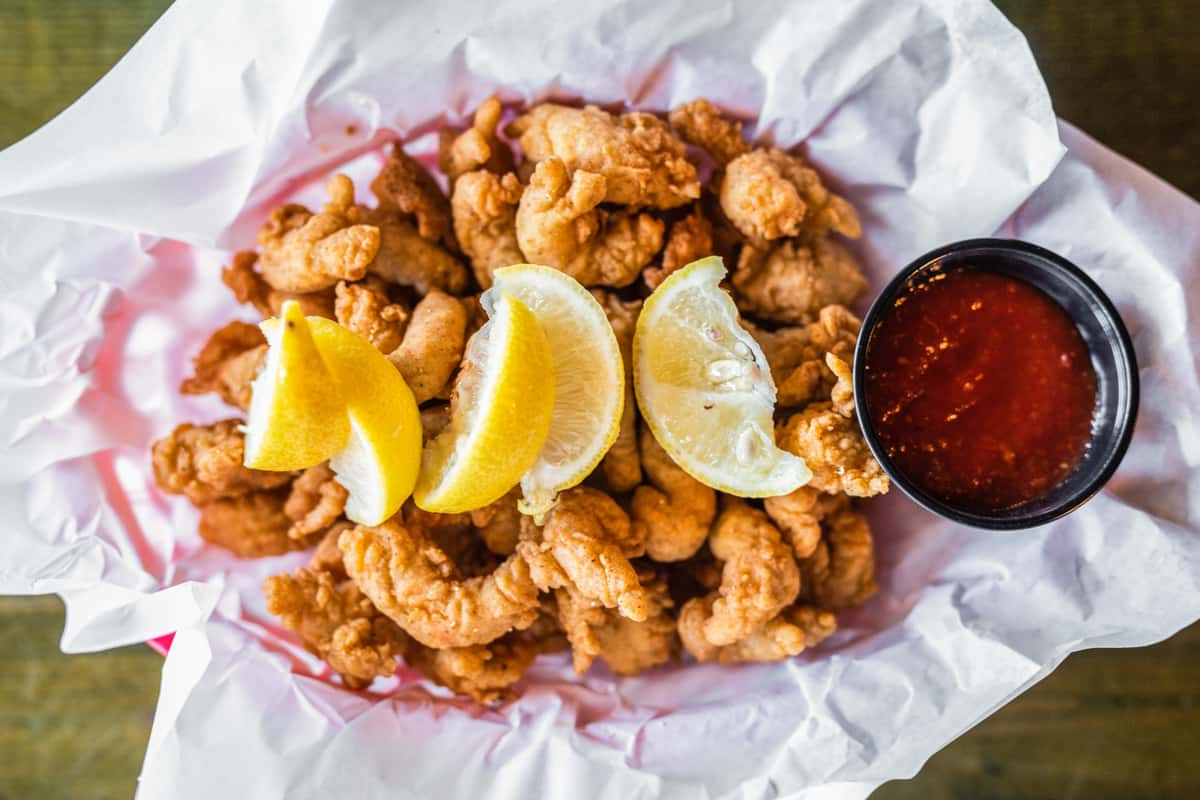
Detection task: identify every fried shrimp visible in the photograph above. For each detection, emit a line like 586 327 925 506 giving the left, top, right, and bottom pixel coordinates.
515 487 649 622
555 570 677 675
777 404 889 497
334 278 409 354
339 518 542 649
257 174 380 293
264 566 408 689
508 103 699 208
222 250 336 319
388 288 469 404
515 157 664 288
370 142 454 247
798 500 877 610
679 597 836 663
180 320 266 411
596 292 642 491
439 96 516 181
151 419 291 504
450 170 524 289
746 304 860 408
721 148 861 243
645 204 714 289
632 428 716 562
733 236 868 325
668 98 750 167
284 463 349 541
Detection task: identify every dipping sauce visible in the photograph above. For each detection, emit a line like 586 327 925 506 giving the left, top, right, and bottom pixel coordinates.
863 268 1098 512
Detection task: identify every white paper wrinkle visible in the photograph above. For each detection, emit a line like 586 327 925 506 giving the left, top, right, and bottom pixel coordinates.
0 1 1196 799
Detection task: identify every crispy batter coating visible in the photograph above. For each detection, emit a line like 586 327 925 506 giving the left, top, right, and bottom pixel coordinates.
222 251 336 320
310 522 354 576
508 103 699 209
698 501 800 647
370 142 454 247
764 487 822 559
406 613 564 703
733 236 868 325
777 404 889 497
151 419 291 504
180 321 266 411
284 463 348 541
334 278 409 354
420 404 451 439
197 488 312 558
596 292 642 491
679 597 836 663
798 501 876 610
746 304 860 408
264 567 407 689
257 175 380 293
721 148 861 243
555 570 677 675
668 98 750 167
645 204 714 289
516 487 649 621
632 427 716 562
339 518 541 648
826 352 855 418
515 158 665 288
349 204 470 296
388 288 468 404
450 170 524 289
469 489 522 556
438 97 516 181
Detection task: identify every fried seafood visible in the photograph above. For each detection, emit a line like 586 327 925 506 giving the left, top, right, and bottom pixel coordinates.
777 404 889 497
733 236 868 325
196 488 314 558
721 148 861 243
180 321 266 411
264 566 408 689
668 98 749 167
679 597 836 663
351 204 470 296
333 278 409 354
257 175 380 293
827 352 855 418
508 103 700 208
516 487 649 621
798 499 877 610
746 304 860 408
693 501 801 646
370 142 454 247
339 517 541 649
388 288 469 403
645 204 714 289
632 428 716 562
439 97 516 181
597 292 642 492
222 250 336 319
515 157 664 287
151 419 291 504
470 489 522 556
284 463 348 541
450 169 524 289
555 570 677 675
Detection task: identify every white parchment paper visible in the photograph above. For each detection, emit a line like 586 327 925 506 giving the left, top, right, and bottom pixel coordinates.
0 0 1197 797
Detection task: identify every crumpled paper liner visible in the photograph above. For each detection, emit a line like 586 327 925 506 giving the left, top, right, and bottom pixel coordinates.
0 1 1197 798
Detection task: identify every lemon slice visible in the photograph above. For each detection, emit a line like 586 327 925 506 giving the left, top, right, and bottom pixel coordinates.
491 264 624 516
413 292 556 513
634 256 811 497
272 316 422 526
244 301 349 470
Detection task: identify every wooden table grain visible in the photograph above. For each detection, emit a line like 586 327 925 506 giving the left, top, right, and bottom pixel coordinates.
0 2 1196 799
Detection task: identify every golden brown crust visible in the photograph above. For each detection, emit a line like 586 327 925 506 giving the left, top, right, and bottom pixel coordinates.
777 404 889 497
733 237 868 325
151 419 291 504
334 278 409 354
179 321 266 411
746 304 861 409
197 489 314 558
668 98 750 167
645 204 714 289
284 463 349 541
450 170 524 290
370 142 454 248
632 428 716 562
388 288 468 404
438 96 517 182
596 292 643 492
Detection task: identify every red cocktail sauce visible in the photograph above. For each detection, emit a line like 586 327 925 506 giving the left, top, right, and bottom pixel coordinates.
863 268 1097 512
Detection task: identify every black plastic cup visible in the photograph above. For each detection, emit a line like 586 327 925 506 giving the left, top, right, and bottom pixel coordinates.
852 238 1139 530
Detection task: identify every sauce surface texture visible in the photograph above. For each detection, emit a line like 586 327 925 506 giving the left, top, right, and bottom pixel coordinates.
863 268 1097 512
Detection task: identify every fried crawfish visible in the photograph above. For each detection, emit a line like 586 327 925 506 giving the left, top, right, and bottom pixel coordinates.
388 288 468 403
668 98 749 167
450 170 523 289
777 404 889 497
746 304 860 408
679 597 836 663
733 236 868 325
196 488 314 558
334 278 409 354
555 570 677 675
369 142 454 247
645 204 714 289
284 463 348 541
222 250 336 320
596 292 642 491
438 96 516 181
798 500 876 610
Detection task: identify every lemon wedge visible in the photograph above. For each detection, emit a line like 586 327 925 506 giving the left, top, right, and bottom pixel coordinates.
413 292 556 513
633 256 811 497
491 264 624 516
244 301 349 471
305 317 422 526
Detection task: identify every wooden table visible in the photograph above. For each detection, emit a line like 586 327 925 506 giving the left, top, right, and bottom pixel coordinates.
0 2 1196 798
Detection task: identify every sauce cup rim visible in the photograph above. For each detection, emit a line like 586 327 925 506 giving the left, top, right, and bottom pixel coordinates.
851 237 1139 530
